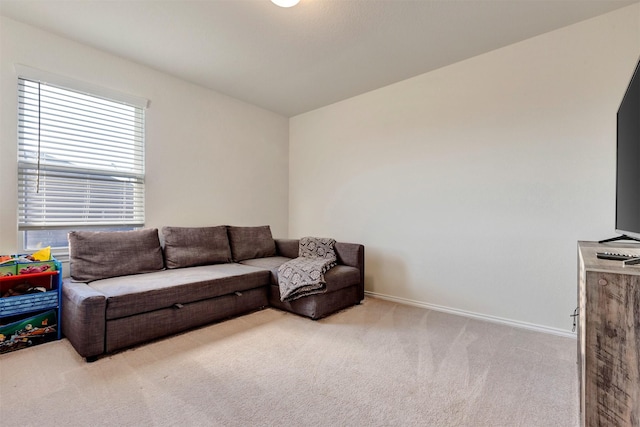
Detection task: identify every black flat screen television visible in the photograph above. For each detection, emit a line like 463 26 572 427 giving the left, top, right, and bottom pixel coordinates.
614 57 640 241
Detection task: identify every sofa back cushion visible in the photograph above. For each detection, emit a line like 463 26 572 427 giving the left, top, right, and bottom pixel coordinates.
227 225 276 261
162 226 232 268
69 228 164 282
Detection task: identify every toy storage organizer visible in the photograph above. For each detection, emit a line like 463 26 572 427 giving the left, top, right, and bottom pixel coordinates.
0 259 62 354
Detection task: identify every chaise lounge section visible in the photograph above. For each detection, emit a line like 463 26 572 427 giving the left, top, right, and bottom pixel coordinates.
62 226 364 361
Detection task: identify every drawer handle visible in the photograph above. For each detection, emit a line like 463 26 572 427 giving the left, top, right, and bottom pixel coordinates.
598 279 608 286
173 303 184 309
570 307 579 332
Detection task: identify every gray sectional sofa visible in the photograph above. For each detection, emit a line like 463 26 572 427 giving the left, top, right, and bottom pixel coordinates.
61 226 364 361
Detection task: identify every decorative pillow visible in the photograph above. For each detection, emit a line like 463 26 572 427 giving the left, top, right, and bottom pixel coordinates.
227 225 276 262
162 226 232 269
68 228 164 282
299 237 337 261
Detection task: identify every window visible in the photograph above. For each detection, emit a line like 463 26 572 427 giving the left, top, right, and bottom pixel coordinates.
17 77 145 252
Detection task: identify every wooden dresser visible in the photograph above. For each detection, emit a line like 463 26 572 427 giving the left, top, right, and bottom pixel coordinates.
578 241 640 427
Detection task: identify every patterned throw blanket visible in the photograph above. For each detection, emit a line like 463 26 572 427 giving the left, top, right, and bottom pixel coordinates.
278 237 337 302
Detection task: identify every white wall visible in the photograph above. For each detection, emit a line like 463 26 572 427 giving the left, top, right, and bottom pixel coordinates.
0 17 290 255
289 4 640 333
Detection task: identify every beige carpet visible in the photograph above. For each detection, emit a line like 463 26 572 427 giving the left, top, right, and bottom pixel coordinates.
0 298 578 426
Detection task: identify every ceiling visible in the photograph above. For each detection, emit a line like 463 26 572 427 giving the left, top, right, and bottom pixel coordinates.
1 0 638 117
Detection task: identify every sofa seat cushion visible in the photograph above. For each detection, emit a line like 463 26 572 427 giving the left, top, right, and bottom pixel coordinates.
239 257 360 293
88 263 269 320
239 256 291 285
319 265 361 292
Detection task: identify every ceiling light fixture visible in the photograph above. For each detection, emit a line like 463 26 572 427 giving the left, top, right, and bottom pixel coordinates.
271 0 300 7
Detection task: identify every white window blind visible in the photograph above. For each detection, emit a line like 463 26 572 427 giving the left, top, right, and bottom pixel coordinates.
18 78 145 230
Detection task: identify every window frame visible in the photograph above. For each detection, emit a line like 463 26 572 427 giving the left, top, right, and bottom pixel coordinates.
15 65 149 256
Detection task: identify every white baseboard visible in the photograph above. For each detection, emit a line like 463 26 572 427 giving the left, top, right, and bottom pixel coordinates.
364 291 577 339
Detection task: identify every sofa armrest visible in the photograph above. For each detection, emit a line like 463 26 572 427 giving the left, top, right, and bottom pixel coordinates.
275 239 299 259
335 242 365 297
62 279 106 359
